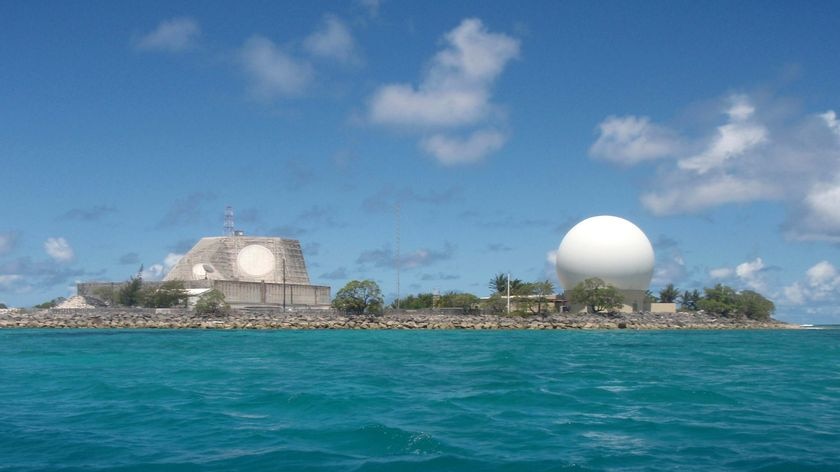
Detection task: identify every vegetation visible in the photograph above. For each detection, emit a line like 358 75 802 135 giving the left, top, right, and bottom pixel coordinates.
332 280 384 315
142 281 188 308
34 297 65 309
0 302 7 309
648 283 774 320
568 277 624 313
194 289 230 316
489 273 525 295
694 284 774 320
736 290 775 321
658 283 679 303
118 268 144 307
678 289 701 311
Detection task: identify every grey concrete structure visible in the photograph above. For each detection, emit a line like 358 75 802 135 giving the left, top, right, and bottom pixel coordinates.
79 235 331 308
164 236 310 284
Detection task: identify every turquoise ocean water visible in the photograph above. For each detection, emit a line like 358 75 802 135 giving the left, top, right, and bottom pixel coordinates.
1 329 838 471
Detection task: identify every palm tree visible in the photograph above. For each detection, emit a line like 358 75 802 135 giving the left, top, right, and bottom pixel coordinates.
658 283 680 303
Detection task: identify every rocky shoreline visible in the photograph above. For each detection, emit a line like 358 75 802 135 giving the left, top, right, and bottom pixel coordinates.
0 307 797 330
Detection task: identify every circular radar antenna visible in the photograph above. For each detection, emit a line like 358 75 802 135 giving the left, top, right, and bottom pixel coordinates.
555 215 655 291
237 244 276 277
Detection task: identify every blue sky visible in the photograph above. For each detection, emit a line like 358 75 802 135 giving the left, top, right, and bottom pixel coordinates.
3 0 840 323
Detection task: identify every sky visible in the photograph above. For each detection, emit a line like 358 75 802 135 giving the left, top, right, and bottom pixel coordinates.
3 0 840 323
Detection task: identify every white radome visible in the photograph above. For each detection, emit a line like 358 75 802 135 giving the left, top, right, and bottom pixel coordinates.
555 215 655 291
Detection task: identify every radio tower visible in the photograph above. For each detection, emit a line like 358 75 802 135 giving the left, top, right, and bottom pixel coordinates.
224 206 235 236
395 203 401 310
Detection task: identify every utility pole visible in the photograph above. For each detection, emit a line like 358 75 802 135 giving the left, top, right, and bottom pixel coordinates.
282 256 286 311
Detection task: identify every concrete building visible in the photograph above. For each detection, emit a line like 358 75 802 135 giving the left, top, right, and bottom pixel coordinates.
79 235 331 309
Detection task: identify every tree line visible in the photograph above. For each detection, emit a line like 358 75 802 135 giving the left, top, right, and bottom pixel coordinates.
332 274 775 320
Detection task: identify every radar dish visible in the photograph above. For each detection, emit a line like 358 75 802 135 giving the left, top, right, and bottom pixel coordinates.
237 244 276 277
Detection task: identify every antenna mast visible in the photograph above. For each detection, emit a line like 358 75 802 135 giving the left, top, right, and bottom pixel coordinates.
395 203 401 310
224 206 235 236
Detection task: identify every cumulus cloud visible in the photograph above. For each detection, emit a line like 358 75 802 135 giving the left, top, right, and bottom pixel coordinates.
368 18 519 164
239 36 314 101
783 260 840 305
735 257 767 291
420 129 507 165
707 257 767 291
592 91 840 242
590 116 682 164
44 237 74 263
304 14 360 65
709 267 734 279
677 96 768 175
142 253 183 281
135 17 201 52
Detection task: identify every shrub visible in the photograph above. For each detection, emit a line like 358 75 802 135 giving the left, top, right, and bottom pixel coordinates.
194 289 230 316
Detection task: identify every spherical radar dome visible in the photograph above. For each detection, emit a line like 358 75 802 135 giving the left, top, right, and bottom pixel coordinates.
555 216 654 291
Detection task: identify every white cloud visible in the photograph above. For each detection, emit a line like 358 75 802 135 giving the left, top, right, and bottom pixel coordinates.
421 129 507 165
368 18 519 164
239 36 314 101
135 17 201 52
641 174 780 216
707 257 766 291
592 91 840 241
546 249 558 265
821 110 840 136
709 267 734 279
735 257 766 291
304 14 359 65
142 252 184 281
44 237 74 263
590 116 681 164
677 124 767 174
0 274 23 289
783 260 840 305
783 282 807 305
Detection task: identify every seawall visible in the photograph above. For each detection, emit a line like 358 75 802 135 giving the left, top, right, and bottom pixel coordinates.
0 308 797 330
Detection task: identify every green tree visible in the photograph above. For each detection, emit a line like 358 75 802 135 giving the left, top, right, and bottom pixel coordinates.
0 302 7 309
697 284 739 316
658 284 680 303
678 289 701 311
531 280 555 314
489 273 524 294
333 280 384 315
439 291 480 314
142 281 188 308
391 293 434 309
568 277 624 313
118 276 143 306
736 290 775 321
194 289 230 316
